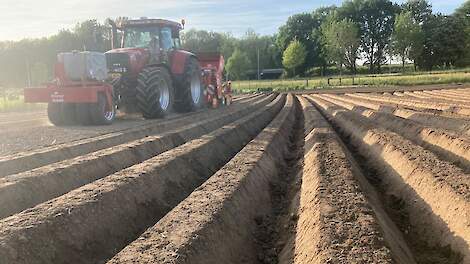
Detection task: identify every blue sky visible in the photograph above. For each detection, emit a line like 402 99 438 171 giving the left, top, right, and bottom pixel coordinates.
0 0 464 41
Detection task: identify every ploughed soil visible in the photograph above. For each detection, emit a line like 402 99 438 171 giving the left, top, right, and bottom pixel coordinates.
0 86 469 263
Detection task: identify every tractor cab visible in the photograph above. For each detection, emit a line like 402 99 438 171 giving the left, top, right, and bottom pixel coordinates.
106 19 184 78
118 19 182 50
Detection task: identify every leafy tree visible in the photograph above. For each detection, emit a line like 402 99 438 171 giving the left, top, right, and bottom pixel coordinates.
455 0 470 17
182 28 281 75
321 16 360 74
312 6 338 74
238 30 282 74
74 20 110 51
338 0 400 73
417 14 466 70
181 29 224 53
282 40 307 76
391 11 424 70
402 0 433 24
454 0 470 66
277 13 322 73
226 49 251 80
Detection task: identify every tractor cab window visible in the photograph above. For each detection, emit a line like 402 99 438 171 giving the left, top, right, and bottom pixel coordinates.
161 27 174 51
172 29 181 49
123 27 159 48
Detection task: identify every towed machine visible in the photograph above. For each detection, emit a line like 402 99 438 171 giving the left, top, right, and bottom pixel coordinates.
24 18 230 126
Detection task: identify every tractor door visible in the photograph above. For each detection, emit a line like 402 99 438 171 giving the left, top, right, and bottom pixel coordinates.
160 26 190 77
148 29 161 62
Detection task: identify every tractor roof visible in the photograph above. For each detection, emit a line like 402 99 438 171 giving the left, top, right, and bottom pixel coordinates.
118 19 182 30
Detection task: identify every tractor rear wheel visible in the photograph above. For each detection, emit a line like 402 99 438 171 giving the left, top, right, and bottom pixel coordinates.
174 57 204 112
136 67 174 119
75 104 93 125
47 103 64 126
47 103 77 126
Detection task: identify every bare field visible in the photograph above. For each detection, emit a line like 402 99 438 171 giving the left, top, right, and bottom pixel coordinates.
0 87 469 263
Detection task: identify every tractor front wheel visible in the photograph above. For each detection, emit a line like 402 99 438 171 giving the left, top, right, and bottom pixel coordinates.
90 93 116 125
136 67 174 119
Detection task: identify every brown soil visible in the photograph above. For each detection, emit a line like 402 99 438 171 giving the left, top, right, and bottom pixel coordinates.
317 94 470 172
309 95 470 263
0 94 274 177
290 96 415 263
0 87 469 264
107 95 296 264
0 95 285 264
0 94 265 157
348 92 470 117
323 93 470 135
0 94 275 220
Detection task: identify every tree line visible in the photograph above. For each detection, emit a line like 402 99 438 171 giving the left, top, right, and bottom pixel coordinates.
0 0 469 88
278 0 470 77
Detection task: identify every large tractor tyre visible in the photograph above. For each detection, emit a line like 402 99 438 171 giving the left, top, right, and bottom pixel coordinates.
47 103 77 126
109 77 122 105
47 103 64 126
90 93 116 125
75 104 93 125
136 67 174 119
174 58 204 112
62 103 78 126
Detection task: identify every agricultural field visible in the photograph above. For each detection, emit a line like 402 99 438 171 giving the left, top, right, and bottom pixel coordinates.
233 70 470 93
0 88 469 264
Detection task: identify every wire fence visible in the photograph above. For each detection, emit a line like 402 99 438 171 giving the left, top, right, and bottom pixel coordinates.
232 70 470 93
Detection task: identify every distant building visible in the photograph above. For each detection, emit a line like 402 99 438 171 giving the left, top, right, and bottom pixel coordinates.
245 68 284 80
260 69 283 79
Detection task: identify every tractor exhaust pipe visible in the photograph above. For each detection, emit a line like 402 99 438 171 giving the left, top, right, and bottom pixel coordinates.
106 19 118 50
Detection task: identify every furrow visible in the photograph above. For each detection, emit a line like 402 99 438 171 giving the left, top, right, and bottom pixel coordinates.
424 90 470 101
348 92 470 116
0 94 285 264
290 96 412 264
411 91 470 106
107 95 296 264
0 93 276 219
308 95 470 262
0 93 273 177
322 94 470 135
317 94 470 172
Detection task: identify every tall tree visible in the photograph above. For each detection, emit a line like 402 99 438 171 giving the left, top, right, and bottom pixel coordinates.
402 0 433 25
181 29 224 53
391 11 424 70
454 0 470 17
321 16 360 74
282 40 307 76
338 0 400 73
454 0 470 66
226 49 251 80
74 20 110 51
277 13 321 73
312 6 338 74
417 14 466 70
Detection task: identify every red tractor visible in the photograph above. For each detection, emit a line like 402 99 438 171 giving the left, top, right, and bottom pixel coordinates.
24 18 228 125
